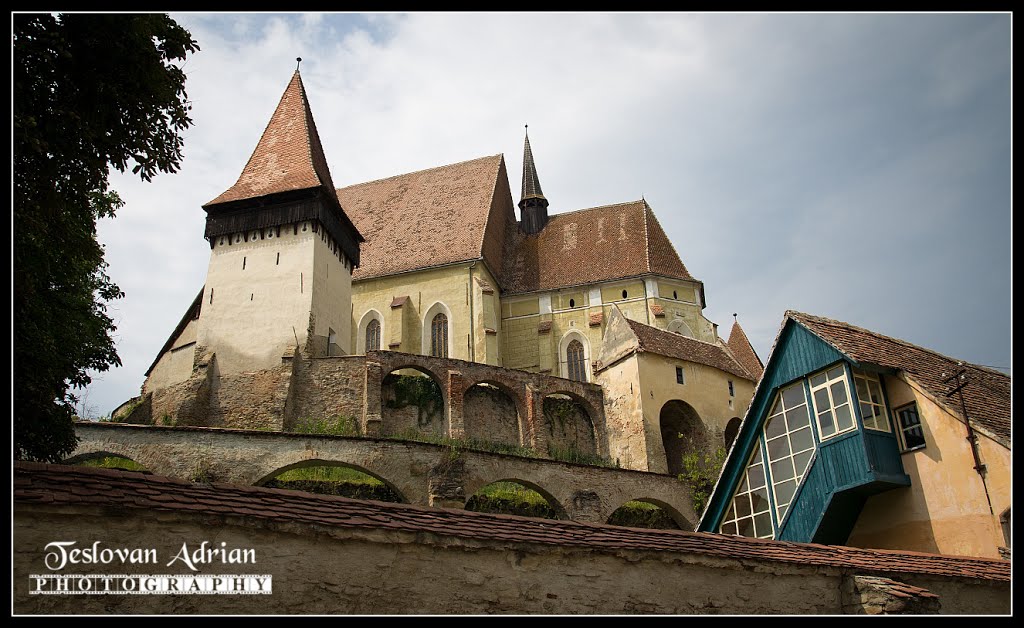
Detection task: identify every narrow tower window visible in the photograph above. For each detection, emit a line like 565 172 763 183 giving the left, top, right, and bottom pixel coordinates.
366 319 381 352
276 252 280 265
242 256 246 270
431 313 448 358
567 339 587 382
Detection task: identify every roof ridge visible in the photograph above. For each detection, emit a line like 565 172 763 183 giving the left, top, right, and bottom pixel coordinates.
641 200 652 274
625 316 726 351
545 199 645 219
337 154 504 191
786 311 1007 379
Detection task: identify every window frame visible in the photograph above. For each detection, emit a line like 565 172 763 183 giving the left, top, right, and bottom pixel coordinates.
430 312 449 358
763 381 817 523
365 318 381 352
808 364 857 441
719 441 774 539
852 370 890 432
894 402 926 452
676 366 685 385
566 339 587 382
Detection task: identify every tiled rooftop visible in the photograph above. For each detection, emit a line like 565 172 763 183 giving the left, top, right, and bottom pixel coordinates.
787 312 1010 442
726 319 764 380
501 200 695 295
14 463 1009 582
625 318 756 381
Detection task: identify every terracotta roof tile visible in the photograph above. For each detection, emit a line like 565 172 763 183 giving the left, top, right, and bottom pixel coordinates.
390 295 409 309
787 312 1010 443
650 304 666 318
502 200 695 295
538 321 552 334
338 155 514 282
726 319 764 380
625 318 755 381
206 71 337 207
589 312 604 327
14 463 1010 583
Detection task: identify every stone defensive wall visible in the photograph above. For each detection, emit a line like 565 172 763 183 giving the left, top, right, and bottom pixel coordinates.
14 463 1010 615
66 422 695 527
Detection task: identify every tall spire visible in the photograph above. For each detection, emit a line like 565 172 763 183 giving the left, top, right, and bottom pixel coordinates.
204 67 339 208
519 125 549 234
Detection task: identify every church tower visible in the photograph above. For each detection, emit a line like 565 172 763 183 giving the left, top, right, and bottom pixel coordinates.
518 126 549 234
196 64 362 375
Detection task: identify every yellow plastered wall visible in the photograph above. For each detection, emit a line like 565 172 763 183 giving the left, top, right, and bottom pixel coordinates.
143 318 199 394
846 374 1010 559
196 225 317 375
353 262 498 362
648 297 715 343
593 354 648 470
636 354 755 474
657 280 698 305
311 228 353 355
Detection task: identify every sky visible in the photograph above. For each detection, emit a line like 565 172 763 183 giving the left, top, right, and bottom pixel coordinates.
78 12 1011 418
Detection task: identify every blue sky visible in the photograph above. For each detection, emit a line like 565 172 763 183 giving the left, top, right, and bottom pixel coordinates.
81 12 1011 417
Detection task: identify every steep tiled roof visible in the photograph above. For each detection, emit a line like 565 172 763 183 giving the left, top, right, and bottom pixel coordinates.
787 312 1010 443
726 319 764 380
205 71 338 207
625 318 754 381
502 200 695 295
14 463 1009 582
520 129 546 204
338 155 514 282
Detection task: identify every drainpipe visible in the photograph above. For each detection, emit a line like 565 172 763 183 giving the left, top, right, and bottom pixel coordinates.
945 368 994 516
468 260 477 363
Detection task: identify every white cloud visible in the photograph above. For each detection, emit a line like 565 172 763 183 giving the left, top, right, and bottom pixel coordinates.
77 12 1010 416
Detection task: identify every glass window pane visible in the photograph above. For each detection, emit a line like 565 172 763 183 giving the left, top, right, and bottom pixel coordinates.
790 427 814 453
855 377 869 400
753 512 773 538
722 521 738 535
814 388 831 411
786 406 810 431
748 465 765 490
782 385 805 409
793 450 813 476
751 487 770 513
768 396 783 416
827 366 844 380
830 381 848 405
735 494 751 518
765 414 786 439
819 410 835 435
767 436 791 460
751 443 763 465
868 380 883 404
777 504 789 520
737 518 755 538
737 473 748 493
810 373 827 388
771 459 794 482
860 401 875 421
835 404 853 431
724 503 735 521
775 479 796 506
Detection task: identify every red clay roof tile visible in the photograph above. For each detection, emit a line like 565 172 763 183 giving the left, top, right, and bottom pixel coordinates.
14 463 1009 583
787 312 1010 443
625 318 755 381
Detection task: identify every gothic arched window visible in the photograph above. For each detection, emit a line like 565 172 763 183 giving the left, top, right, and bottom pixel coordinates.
431 313 448 358
567 339 587 382
366 319 381 352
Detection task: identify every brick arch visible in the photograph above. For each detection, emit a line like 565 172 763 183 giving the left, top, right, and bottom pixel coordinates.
62 450 151 472
604 496 695 531
462 476 569 520
537 389 606 458
252 458 409 503
63 442 183 479
380 364 448 439
456 377 528 447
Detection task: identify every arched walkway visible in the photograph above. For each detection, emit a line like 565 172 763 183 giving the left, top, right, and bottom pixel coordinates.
605 497 692 530
462 381 523 447
465 479 567 520
256 460 406 503
660 399 706 476
543 393 598 460
381 366 446 439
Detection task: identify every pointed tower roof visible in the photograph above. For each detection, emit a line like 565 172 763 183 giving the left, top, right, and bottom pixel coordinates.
726 315 764 380
520 126 547 206
205 69 339 207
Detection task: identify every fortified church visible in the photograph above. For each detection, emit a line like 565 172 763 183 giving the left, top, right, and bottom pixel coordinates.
128 67 764 476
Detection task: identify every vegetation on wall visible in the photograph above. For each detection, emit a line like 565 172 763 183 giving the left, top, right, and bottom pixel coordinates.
77 455 148 473
291 414 360 437
13 14 199 461
263 465 402 503
606 501 681 530
465 481 558 519
676 435 727 516
384 374 444 428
